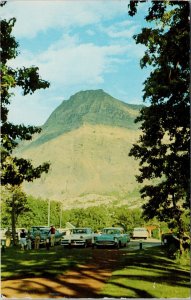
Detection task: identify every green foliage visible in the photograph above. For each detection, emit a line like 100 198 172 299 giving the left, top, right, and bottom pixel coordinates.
61 205 112 231
113 207 143 232
2 194 170 238
1 185 31 243
175 249 190 267
1 10 50 186
1 186 30 224
59 203 144 232
1 194 63 229
128 2 190 237
2 194 146 232
20 196 61 228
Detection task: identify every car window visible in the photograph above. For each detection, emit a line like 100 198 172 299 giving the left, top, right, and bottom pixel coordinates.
103 229 120 234
73 229 87 234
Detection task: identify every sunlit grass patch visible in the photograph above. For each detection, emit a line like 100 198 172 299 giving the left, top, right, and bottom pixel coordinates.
102 267 190 298
175 250 190 267
101 246 190 298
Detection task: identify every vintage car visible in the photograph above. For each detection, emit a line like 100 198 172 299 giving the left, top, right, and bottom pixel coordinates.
61 227 93 247
161 233 180 246
93 227 130 248
132 227 148 240
30 226 64 247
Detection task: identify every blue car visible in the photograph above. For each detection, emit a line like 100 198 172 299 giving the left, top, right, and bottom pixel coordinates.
93 227 130 248
30 226 64 247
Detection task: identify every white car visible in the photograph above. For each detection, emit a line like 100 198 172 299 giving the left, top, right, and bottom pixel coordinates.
132 227 148 240
61 227 93 247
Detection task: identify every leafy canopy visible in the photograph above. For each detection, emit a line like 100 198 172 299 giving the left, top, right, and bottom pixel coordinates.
128 1 190 232
1 9 50 185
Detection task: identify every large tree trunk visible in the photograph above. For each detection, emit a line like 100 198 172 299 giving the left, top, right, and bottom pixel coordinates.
172 193 185 256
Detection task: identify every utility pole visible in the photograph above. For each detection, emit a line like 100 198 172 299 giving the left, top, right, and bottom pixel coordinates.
11 193 16 246
48 199 50 227
59 202 62 228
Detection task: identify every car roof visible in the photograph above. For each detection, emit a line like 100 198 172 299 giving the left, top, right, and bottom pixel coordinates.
103 227 123 230
72 228 92 230
31 226 49 228
133 227 147 230
31 226 50 230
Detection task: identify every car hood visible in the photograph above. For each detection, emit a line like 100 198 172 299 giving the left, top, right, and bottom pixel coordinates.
64 234 88 239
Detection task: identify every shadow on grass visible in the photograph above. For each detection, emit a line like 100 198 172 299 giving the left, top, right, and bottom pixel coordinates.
1 245 190 298
100 246 190 298
1 246 119 298
1 246 80 279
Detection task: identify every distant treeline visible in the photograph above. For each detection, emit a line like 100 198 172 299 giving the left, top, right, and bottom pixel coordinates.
2 195 168 236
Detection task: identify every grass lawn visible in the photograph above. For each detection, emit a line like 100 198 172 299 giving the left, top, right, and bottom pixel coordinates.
1 245 92 279
1 244 190 298
100 246 190 298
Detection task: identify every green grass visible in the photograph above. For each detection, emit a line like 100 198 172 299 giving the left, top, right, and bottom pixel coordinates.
100 246 190 298
1 246 92 279
2 244 190 299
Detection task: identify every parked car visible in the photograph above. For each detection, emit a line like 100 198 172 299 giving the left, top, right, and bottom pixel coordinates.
61 227 93 247
132 227 148 240
1 228 19 243
30 226 63 247
161 233 180 246
93 227 130 248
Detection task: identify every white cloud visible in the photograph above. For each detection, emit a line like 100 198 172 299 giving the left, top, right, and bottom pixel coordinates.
48 33 80 51
3 0 128 39
7 36 139 125
99 19 139 39
8 37 131 87
105 25 139 39
3 0 148 126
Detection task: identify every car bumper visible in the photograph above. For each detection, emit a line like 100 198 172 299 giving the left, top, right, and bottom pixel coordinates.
94 240 117 246
61 240 86 246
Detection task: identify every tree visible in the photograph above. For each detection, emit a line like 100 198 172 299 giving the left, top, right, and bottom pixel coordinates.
1 4 51 243
1 185 31 244
128 1 190 249
1 6 50 186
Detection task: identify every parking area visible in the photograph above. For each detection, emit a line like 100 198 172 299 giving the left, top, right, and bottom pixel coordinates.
127 238 161 250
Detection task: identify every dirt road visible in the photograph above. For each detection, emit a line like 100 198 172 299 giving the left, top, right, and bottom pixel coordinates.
2 249 123 298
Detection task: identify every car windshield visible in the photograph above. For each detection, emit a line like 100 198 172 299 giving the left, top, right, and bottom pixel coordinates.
103 229 120 234
134 228 147 231
72 229 87 234
31 226 49 231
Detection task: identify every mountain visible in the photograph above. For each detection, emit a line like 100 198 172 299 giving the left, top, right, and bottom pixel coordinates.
25 89 142 149
17 89 143 209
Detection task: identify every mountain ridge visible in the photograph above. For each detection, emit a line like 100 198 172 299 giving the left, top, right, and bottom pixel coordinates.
17 89 143 208
25 89 142 149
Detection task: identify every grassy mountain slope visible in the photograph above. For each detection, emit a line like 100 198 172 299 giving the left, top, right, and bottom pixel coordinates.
18 90 143 209
25 89 142 149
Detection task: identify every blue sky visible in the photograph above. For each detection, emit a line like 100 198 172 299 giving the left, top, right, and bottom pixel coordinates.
3 0 151 126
